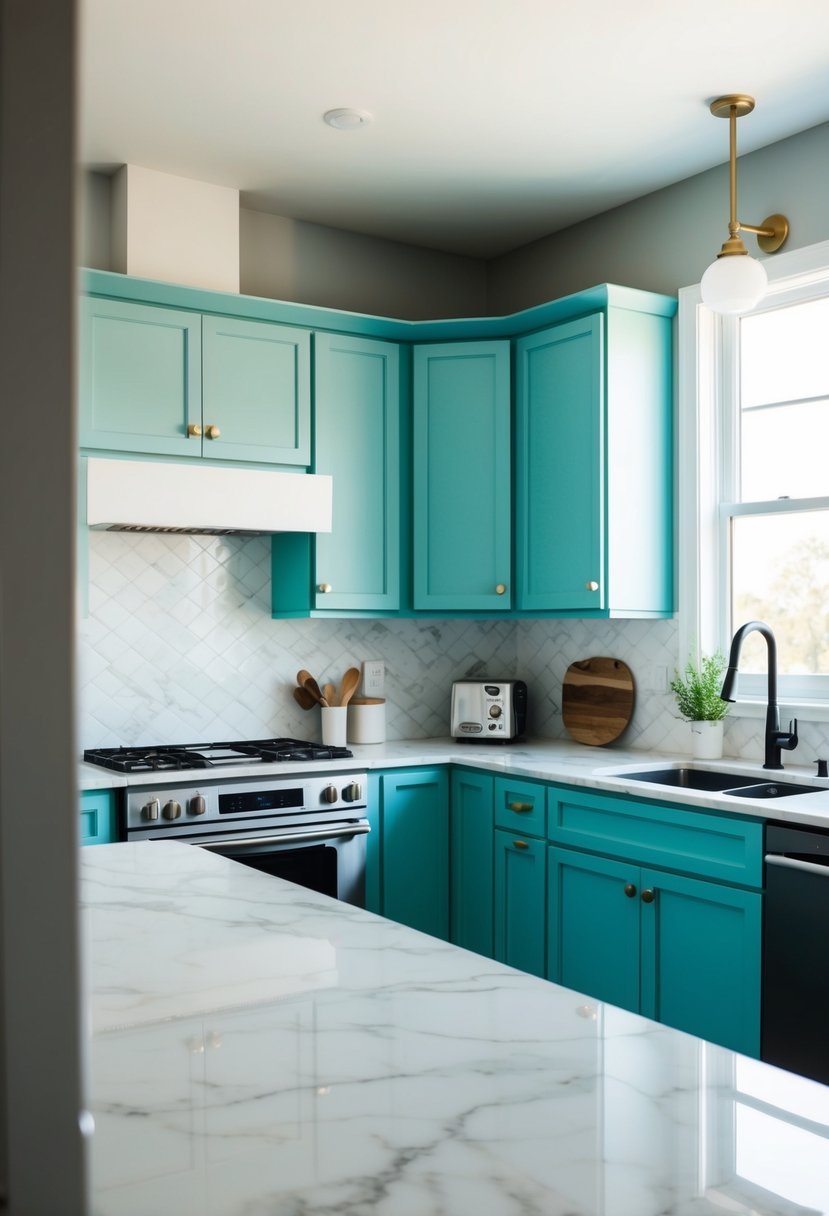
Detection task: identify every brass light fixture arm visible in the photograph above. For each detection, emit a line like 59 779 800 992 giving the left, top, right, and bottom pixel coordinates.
710 95 789 257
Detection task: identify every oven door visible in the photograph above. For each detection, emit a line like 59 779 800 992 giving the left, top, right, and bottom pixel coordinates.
195 820 369 908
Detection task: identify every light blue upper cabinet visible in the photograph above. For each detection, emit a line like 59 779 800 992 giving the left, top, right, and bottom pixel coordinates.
202 315 310 465
312 333 400 611
516 304 673 617
80 295 310 466
412 341 511 610
79 297 202 457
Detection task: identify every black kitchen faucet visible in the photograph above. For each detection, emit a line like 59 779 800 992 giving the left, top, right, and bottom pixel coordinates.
720 620 798 770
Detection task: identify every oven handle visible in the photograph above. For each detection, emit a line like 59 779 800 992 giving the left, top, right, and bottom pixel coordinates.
766 853 829 877
194 821 371 851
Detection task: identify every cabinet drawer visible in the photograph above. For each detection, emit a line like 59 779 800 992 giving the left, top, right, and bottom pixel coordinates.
547 786 763 887
494 777 545 836
80 789 118 846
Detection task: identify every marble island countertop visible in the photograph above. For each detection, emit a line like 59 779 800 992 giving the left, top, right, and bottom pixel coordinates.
84 842 829 1216
80 737 829 828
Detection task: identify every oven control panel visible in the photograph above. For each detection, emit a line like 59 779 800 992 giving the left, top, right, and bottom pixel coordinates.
126 772 368 836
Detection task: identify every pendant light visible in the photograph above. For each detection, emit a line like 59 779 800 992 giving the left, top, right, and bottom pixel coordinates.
700 95 789 315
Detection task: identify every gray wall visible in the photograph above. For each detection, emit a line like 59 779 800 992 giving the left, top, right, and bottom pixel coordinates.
81 173 488 320
486 121 829 312
84 120 829 320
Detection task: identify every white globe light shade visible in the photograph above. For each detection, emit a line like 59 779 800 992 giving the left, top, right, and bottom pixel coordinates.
700 253 768 315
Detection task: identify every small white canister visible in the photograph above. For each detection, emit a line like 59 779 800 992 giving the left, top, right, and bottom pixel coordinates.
347 697 386 744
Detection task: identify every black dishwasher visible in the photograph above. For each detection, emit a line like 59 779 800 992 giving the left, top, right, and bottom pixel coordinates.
762 822 829 1084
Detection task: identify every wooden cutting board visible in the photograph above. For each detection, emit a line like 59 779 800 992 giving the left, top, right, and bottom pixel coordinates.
562 657 635 746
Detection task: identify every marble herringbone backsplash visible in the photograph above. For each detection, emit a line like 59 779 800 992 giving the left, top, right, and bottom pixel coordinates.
77 532 829 763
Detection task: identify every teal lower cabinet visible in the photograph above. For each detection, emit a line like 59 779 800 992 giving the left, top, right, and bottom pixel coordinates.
547 848 640 1012
449 768 494 956
80 789 118 845
547 784 763 1057
494 829 546 978
365 768 450 940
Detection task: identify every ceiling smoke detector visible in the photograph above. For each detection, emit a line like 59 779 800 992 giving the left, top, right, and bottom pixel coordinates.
323 108 372 131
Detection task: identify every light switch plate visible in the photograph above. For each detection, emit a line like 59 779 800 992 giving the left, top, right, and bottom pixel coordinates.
362 659 384 697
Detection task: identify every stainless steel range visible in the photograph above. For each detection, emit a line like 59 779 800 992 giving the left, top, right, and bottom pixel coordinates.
84 739 370 907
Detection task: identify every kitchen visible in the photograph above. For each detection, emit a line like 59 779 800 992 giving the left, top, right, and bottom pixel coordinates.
4 1 829 1212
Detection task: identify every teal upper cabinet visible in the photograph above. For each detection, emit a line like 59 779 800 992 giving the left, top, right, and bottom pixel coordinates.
312 333 400 611
80 295 310 466
516 303 673 616
201 315 310 464
516 316 603 611
79 297 202 458
412 341 511 610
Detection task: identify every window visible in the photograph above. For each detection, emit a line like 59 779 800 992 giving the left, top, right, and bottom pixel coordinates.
679 239 829 710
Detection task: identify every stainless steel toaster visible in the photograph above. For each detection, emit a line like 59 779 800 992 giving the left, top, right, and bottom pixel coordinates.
450 680 527 741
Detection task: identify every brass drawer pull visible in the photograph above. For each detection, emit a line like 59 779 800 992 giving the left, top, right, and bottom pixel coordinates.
586 580 599 592
508 801 533 813
187 423 202 438
317 583 333 593
205 424 221 440
512 840 529 850
495 583 507 595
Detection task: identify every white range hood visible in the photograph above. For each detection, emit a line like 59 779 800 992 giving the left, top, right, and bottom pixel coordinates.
86 457 332 535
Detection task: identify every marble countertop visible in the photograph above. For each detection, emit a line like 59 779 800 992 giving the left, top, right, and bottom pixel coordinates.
83 842 828 1216
80 737 829 828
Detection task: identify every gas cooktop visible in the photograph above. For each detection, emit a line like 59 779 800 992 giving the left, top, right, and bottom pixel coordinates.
84 738 353 773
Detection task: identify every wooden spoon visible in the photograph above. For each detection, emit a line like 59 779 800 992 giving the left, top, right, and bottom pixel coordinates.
297 670 327 707
338 666 361 707
323 682 337 708
293 686 317 711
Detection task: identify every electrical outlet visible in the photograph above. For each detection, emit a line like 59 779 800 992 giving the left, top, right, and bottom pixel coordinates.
362 659 384 697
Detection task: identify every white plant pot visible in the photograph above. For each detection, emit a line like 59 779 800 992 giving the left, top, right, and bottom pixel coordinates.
689 719 724 761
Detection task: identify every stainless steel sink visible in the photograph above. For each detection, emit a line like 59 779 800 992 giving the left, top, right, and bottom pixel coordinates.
616 768 823 798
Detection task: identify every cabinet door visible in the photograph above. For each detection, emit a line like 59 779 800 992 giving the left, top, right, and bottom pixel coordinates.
515 315 604 610
202 315 310 465
494 829 546 978
450 769 493 957
640 867 761 1057
80 790 118 845
413 341 511 610
313 333 400 610
79 297 202 456
381 769 449 940
548 846 640 1012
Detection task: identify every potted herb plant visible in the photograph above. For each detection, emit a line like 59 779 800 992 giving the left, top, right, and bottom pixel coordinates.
670 651 729 759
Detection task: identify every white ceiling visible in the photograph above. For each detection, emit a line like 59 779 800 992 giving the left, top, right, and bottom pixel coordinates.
80 0 829 259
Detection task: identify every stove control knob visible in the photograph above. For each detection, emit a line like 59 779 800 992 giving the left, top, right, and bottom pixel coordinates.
321 785 338 805
342 782 362 803
142 798 160 822
162 799 182 821
189 795 206 817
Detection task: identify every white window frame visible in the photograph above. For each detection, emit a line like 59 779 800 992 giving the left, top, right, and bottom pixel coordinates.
678 237 829 720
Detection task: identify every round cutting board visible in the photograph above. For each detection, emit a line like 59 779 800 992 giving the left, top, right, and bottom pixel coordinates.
562 657 635 746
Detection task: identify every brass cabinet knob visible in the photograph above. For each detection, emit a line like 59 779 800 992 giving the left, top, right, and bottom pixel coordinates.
586 580 599 592
641 888 655 904
512 840 529 850
205 424 221 440
318 583 333 593
508 801 533 813
187 423 202 438
495 583 507 595
624 882 637 898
